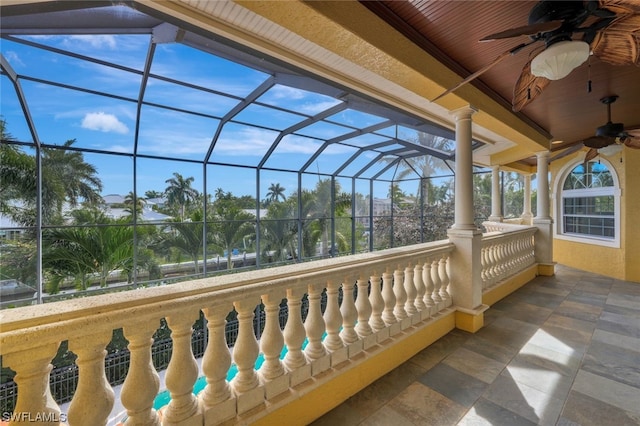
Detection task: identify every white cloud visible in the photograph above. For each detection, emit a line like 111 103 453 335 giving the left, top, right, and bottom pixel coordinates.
81 112 129 134
4 51 25 67
66 35 117 50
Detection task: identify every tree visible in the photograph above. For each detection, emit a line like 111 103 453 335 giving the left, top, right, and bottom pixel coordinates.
164 172 199 221
42 140 103 224
260 201 297 262
210 200 255 270
124 191 146 219
43 216 134 291
144 190 163 199
266 182 286 204
159 210 207 275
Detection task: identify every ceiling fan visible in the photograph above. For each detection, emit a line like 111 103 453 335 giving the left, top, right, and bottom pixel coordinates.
433 1 640 111
551 95 640 162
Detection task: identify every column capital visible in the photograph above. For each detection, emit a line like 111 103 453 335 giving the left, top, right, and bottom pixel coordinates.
535 150 550 160
450 105 478 121
491 165 500 172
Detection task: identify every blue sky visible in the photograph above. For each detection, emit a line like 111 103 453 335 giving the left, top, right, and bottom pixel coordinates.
1 31 449 200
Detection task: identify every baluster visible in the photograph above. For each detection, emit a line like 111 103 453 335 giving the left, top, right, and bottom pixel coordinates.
431 258 443 310
121 321 161 426
230 299 260 394
68 332 114 426
489 243 498 285
368 274 386 332
304 283 327 362
404 264 417 317
413 263 427 314
480 246 488 286
3 343 61 426
163 310 201 425
423 260 435 316
258 293 285 382
323 280 344 351
381 270 396 325
283 288 307 371
340 278 359 344
200 306 233 407
355 277 373 337
393 267 408 321
438 255 452 308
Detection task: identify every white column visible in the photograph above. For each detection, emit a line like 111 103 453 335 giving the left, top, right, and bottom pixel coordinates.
489 165 503 222
451 106 478 230
521 173 533 225
535 151 551 220
533 151 555 274
447 105 487 332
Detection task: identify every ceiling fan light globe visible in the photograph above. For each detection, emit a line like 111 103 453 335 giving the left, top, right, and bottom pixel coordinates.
599 143 623 157
530 40 590 80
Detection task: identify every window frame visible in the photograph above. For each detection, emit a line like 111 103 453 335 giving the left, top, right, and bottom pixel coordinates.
553 158 621 248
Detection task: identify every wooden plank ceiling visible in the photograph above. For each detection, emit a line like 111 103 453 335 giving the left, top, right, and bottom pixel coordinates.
363 1 640 152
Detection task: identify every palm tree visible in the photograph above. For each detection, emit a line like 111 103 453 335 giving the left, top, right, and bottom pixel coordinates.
260 201 297 262
42 140 103 223
124 191 146 219
266 182 286 204
159 210 207 275
164 172 199 221
43 219 134 291
210 200 255 270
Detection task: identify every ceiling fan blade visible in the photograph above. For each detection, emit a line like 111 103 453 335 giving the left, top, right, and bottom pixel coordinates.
433 41 534 103
591 15 640 66
548 142 585 162
583 135 615 148
480 20 563 41
512 58 550 112
598 0 640 15
623 138 640 148
585 148 600 162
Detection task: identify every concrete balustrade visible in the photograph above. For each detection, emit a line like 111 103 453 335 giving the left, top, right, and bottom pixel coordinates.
1 241 466 426
481 222 539 305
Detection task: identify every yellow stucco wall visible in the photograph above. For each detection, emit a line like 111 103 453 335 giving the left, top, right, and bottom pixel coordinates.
550 149 640 283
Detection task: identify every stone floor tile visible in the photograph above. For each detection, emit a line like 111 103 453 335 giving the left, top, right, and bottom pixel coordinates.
554 299 602 322
582 340 640 388
418 363 488 407
544 313 597 334
597 310 640 338
565 290 607 307
591 328 640 353
516 342 582 378
483 374 565 426
387 382 467 426
525 327 588 357
309 402 364 426
572 370 640 415
456 398 536 426
345 360 428 417
504 356 575 400
606 293 640 311
462 334 517 364
359 405 415 426
559 390 640 426
442 347 506 384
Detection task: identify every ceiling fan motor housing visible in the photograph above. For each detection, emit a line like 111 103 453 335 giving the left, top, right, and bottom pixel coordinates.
528 1 586 25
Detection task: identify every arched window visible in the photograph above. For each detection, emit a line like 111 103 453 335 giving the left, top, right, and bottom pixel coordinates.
556 160 620 247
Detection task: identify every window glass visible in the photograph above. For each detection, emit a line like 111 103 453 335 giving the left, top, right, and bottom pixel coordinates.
560 161 616 241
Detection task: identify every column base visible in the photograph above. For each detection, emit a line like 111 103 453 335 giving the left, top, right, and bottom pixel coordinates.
537 262 556 276
455 305 489 333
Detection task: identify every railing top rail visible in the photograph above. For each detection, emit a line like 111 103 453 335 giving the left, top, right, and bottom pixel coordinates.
0 240 453 348
481 226 537 243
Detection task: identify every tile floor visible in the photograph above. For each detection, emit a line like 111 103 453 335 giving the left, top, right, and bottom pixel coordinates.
312 265 640 426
